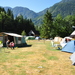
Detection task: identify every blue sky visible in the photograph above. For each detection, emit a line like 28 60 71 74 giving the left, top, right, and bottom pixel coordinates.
0 0 62 12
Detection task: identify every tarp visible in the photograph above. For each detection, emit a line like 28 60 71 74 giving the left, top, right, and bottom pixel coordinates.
61 40 75 53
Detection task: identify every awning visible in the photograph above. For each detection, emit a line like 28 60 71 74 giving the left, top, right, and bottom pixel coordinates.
2 32 23 37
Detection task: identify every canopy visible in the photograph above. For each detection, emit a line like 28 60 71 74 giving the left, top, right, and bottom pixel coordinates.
2 32 23 37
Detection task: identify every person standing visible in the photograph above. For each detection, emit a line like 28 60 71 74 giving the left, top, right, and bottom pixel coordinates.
6 40 10 48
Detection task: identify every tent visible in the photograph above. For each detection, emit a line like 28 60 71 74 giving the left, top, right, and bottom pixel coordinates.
69 52 75 65
60 37 72 48
51 37 62 47
0 32 27 47
53 37 62 43
70 30 75 38
61 40 75 53
25 36 35 40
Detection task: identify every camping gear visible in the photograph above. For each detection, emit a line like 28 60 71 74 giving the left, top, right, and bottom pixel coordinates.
51 37 62 47
51 40 59 47
61 40 75 53
69 52 75 65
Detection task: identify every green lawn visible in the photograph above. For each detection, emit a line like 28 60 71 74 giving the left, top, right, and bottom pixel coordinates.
0 40 74 75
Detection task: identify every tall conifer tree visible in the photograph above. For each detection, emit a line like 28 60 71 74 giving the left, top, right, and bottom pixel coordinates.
41 10 53 39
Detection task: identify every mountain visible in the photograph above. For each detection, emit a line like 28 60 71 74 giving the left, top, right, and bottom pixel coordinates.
48 0 75 17
3 7 12 11
61 0 75 2
3 6 38 19
3 6 48 25
3 6 49 18
33 0 75 25
13 7 39 19
2 0 75 26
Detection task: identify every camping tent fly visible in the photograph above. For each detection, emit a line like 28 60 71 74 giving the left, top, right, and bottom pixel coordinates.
61 40 75 53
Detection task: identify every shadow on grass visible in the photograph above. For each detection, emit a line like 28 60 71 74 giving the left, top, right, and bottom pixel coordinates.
16 44 32 48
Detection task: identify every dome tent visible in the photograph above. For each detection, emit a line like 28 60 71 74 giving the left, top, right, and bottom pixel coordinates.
61 40 75 53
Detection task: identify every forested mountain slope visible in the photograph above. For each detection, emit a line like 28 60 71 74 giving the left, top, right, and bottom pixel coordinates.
2 0 75 26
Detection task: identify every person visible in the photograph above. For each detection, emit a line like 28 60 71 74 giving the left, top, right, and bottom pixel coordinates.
6 40 10 48
9 41 15 49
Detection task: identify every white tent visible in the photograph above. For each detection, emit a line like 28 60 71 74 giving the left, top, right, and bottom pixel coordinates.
70 52 75 65
71 30 75 35
53 37 62 42
70 30 75 38
60 37 72 48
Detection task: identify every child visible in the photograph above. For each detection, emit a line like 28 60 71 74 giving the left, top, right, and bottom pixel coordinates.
9 41 15 49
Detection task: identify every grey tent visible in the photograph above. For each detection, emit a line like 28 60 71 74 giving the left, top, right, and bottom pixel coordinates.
70 52 75 65
0 32 27 47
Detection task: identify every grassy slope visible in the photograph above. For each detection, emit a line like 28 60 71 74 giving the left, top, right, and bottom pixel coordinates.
0 40 74 75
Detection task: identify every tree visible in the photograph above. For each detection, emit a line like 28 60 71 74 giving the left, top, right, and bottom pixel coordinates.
40 10 53 39
0 7 15 32
21 30 26 36
0 7 36 35
7 9 14 19
14 15 36 35
0 11 7 32
63 15 73 36
53 14 73 37
53 14 64 37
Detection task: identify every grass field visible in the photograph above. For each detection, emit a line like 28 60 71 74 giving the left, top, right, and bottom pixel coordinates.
0 40 75 75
